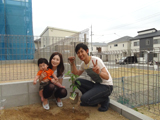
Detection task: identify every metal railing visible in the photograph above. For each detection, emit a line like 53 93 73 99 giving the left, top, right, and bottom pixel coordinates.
1 34 160 115
93 48 160 115
0 34 88 83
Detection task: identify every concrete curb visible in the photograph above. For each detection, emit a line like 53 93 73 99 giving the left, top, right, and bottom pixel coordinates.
110 99 153 120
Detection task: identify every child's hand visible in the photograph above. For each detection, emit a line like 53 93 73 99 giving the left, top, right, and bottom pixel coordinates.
40 71 47 79
33 80 36 85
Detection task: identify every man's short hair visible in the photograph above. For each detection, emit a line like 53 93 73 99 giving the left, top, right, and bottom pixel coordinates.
75 43 88 53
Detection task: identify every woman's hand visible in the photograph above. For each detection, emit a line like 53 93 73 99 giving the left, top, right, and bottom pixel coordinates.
92 59 100 74
51 78 58 84
68 56 75 65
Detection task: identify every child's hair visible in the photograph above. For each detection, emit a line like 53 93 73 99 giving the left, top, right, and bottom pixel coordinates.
37 58 49 66
75 43 88 53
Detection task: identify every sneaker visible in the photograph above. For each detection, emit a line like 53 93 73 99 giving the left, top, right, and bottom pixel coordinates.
80 102 98 107
42 102 50 110
56 99 63 107
98 97 110 112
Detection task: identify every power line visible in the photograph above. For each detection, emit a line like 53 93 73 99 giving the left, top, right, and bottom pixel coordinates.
102 0 160 24
104 12 160 31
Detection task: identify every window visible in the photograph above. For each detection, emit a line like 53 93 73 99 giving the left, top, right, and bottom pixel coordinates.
114 44 118 47
134 41 139 46
154 39 158 44
146 39 150 45
154 53 157 57
64 50 70 53
153 39 160 44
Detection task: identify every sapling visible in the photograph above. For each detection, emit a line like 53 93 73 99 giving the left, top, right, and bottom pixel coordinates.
65 70 81 100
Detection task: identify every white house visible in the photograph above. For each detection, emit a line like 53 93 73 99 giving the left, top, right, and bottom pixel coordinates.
87 42 108 61
106 36 133 61
40 26 79 48
34 38 41 50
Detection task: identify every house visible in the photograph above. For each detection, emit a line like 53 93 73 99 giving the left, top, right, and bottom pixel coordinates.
34 27 89 64
40 26 79 48
130 28 160 62
34 38 41 50
106 36 133 61
88 42 108 61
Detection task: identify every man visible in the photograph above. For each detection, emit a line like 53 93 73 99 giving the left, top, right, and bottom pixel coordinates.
68 43 113 112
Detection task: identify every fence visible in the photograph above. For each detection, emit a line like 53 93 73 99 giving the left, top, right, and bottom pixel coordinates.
92 48 160 114
1 34 160 115
0 34 88 83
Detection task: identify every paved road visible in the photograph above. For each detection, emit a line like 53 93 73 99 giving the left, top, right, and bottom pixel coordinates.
105 63 160 70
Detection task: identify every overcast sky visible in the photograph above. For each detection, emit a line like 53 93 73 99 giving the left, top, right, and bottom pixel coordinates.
32 0 160 43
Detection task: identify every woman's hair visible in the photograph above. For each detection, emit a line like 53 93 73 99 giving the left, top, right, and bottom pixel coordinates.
37 58 48 66
48 52 64 77
75 43 88 53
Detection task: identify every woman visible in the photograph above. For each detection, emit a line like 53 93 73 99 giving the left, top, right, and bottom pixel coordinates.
40 52 67 110
68 43 113 112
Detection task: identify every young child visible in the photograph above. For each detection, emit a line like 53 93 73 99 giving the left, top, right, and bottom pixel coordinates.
33 58 65 102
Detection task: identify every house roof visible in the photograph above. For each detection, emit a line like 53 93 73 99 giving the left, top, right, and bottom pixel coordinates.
40 26 79 36
107 36 133 44
34 38 41 42
92 42 108 46
131 30 160 40
137 28 157 33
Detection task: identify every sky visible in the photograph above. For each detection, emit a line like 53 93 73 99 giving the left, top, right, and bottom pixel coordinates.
32 0 160 43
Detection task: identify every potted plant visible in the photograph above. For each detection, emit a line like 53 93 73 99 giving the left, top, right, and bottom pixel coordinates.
65 70 81 104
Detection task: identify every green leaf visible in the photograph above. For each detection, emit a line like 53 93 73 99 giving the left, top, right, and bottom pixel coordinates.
70 84 73 88
76 81 81 85
73 86 77 92
66 70 80 92
71 76 74 80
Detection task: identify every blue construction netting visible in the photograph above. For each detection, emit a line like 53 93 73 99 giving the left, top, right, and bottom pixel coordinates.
0 0 35 60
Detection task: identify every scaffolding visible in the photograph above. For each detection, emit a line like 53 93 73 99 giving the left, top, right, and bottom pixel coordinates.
0 0 34 60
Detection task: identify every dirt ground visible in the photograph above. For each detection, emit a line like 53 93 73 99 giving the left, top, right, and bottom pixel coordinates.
0 98 128 120
136 105 160 120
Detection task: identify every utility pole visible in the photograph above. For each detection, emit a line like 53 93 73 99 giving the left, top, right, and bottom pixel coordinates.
91 25 92 55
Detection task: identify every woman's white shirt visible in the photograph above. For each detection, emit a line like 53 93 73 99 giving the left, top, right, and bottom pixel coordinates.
54 69 64 79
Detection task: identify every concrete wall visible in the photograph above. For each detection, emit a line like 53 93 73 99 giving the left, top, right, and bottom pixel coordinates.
0 77 83 109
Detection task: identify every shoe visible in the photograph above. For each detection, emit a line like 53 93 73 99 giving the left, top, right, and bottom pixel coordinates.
98 97 110 112
42 102 50 110
80 102 98 107
56 99 63 107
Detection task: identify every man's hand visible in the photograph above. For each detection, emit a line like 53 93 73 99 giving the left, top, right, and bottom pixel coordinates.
92 59 100 74
68 56 75 65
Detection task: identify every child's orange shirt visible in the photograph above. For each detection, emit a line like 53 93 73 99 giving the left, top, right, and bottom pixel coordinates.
37 69 54 80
